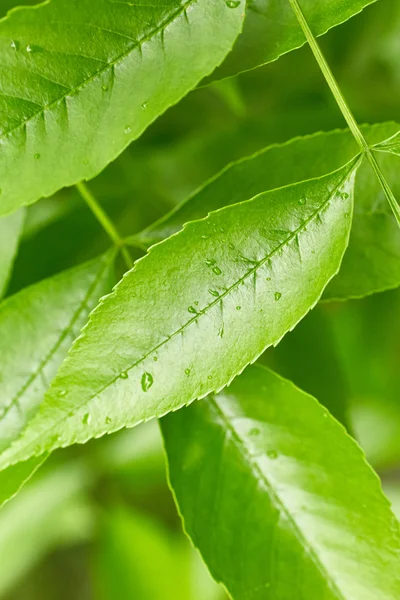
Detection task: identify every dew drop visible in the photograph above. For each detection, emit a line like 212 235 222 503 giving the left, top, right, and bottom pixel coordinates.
26 44 43 53
188 306 198 314
266 277 271 281
153 356 158 362
201 233 211 240
341 192 349 200
298 197 306 205
124 125 131 134
226 0 240 7
228 243 235 250
141 371 154 392
102 84 109 92
141 102 148 109
10 40 20 51
267 449 278 459
236 305 241 311
105 416 112 424
34 153 40 160
82 413 91 425
208 289 220 298
185 368 191 376
274 292 282 301
120 371 129 380
311 250 316 254
345 212 350 218
208 375 212 380
213 266 222 275
205 258 216 267
249 427 260 437
57 389 67 398
194 301 199 306
218 326 224 338
68 411 74 418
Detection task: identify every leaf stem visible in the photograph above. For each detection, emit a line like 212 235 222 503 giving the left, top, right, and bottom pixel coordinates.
288 0 400 228
76 181 134 269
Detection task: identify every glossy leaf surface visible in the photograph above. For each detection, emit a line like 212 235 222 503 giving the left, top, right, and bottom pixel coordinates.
0 209 24 297
0 252 115 457
162 364 400 600
0 162 357 468
138 122 400 300
0 0 243 215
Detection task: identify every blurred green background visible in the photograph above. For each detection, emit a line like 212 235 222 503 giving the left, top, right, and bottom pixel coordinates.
2 0 400 598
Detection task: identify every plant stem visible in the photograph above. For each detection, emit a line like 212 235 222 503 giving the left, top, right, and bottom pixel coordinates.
76 181 134 269
288 0 400 228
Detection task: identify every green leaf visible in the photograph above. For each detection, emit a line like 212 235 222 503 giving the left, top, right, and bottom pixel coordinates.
0 208 24 297
0 251 115 456
137 122 400 300
210 0 378 81
161 364 400 600
0 0 244 216
0 160 358 469
0 456 45 509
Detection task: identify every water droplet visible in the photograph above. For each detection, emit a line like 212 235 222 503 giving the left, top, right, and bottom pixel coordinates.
102 84 109 92
57 389 67 398
311 250 316 254
236 305 241 311
153 356 158 362
267 450 278 459
82 413 91 425
188 306 198 314
205 258 216 267
228 243 235 250
141 371 154 392
124 125 131 134
208 375 212 380
213 266 222 275
118 371 128 380
298 197 306 205
274 292 282 301
194 301 199 306
34 153 40 160
226 0 240 7
105 416 112 424
10 40 20 51
218 326 224 338
82 158 89 165
68 411 74 418
185 368 191 376
208 289 219 297
341 192 349 200
141 102 148 109
345 212 350 218
26 44 43 53
201 233 211 240
249 427 260 437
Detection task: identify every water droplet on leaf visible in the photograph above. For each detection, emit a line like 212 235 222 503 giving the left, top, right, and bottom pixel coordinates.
213 266 222 275
34 153 40 160
102 84 109 92
267 450 278 459
188 306 198 314
124 125 131 134
249 427 260 437
57 389 67 398
185 368 191 376
82 413 91 425
208 289 219 297
299 197 306 205
274 292 282 301
105 416 112 424
141 371 154 392
226 0 240 7
236 306 241 311
120 371 129 380
10 40 20 50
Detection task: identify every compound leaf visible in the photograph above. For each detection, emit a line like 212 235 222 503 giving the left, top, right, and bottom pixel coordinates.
0 160 358 468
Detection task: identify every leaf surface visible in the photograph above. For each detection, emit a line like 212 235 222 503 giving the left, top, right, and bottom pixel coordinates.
0 0 243 215
0 209 24 297
0 252 115 456
0 456 44 509
162 364 400 600
210 0 378 81
0 161 358 468
138 122 400 300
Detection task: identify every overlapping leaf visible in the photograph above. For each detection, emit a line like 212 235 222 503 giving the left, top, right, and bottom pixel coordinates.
0 0 243 216
0 252 115 459
137 122 400 300
162 364 400 600
0 209 24 297
0 160 358 468
210 0 379 81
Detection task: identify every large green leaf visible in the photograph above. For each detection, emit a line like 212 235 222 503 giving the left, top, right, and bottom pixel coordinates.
0 208 24 297
162 364 400 600
0 252 115 457
0 161 358 469
137 122 400 300
0 0 243 216
210 0 378 81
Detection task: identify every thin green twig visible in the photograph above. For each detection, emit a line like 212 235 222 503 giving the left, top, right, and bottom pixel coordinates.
76 181 134 269
288 0 400 228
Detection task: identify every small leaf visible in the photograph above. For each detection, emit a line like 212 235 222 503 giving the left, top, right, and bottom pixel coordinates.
0 160 358 468
0 209 25 297
137 122 400 300
0 456 45 509
0 251 115 455
0 0 243 215
210 0 378 81
162 364 400 600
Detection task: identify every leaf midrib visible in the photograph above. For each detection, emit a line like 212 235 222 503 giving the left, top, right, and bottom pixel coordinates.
0 253 115 426
209 384 345 600
1 166 356 466
0 0 195 142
